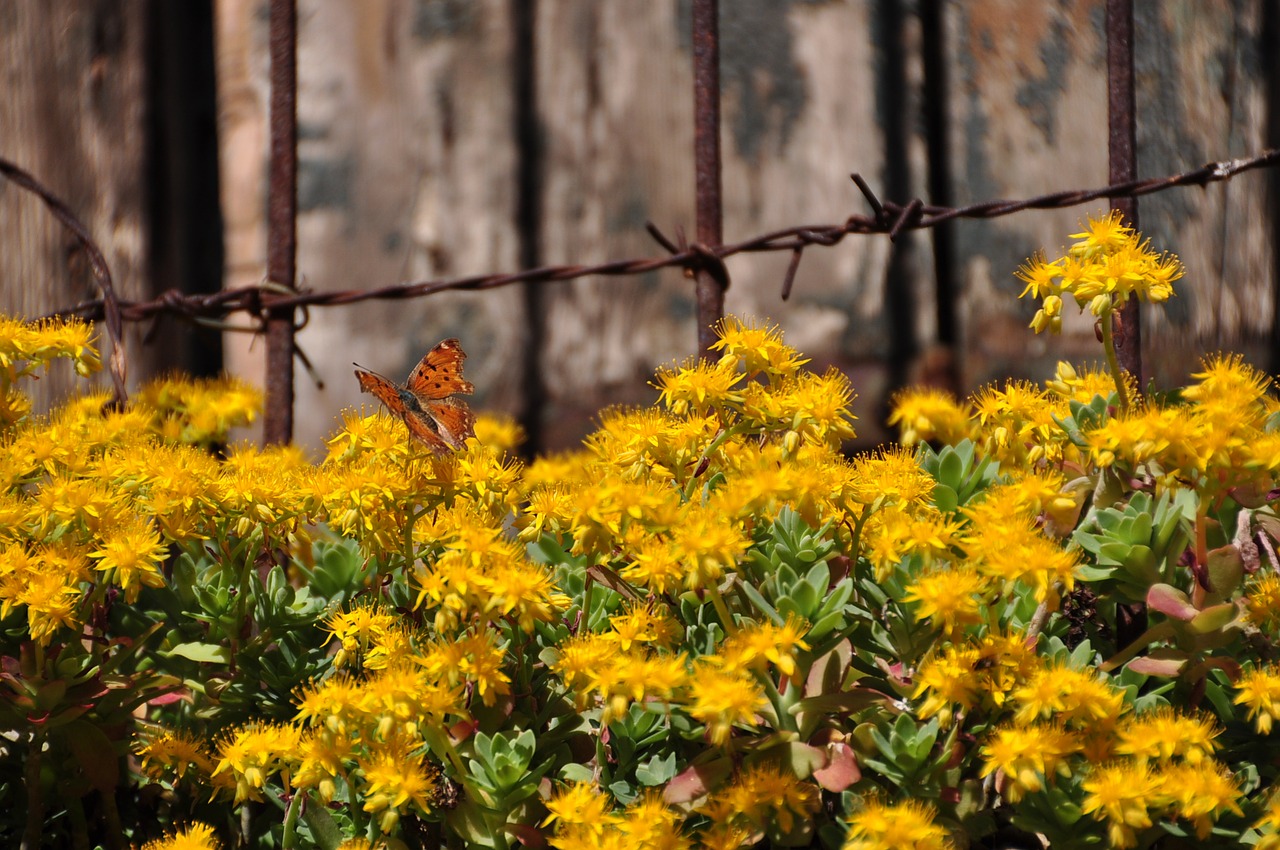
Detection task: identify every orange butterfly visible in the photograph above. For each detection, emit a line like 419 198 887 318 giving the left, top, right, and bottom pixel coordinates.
354 338 476 454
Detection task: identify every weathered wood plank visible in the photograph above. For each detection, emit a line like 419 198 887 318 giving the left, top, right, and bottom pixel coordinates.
0 0 151 407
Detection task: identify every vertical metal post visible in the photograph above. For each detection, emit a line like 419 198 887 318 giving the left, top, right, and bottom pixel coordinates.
920 0 958 379
1106 0 1146 649
264 0 298 445
1106 0 1141 383
692 0 724 355
513 0 546 456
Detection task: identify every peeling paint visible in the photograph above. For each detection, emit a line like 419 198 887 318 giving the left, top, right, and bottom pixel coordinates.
1013 15 1071 143
412 0 475 42
298 156 352 211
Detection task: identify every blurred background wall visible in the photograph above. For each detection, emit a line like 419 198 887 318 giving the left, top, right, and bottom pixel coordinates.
2 0 1277 454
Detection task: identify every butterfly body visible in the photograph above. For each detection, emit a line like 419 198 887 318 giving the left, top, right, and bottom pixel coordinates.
354 338 476 454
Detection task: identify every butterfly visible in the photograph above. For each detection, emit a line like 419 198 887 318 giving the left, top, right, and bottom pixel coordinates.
354 338 476 454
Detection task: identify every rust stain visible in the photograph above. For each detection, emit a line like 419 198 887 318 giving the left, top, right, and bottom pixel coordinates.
964 0 1100 81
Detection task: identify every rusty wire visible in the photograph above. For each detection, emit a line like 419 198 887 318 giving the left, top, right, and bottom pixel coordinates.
9 146 1280 343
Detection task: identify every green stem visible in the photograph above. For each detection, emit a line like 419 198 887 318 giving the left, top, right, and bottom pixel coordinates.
707 582 737 635
1100 309 1131 415
282 788 304 849
682 424 744 501
758 673 796 733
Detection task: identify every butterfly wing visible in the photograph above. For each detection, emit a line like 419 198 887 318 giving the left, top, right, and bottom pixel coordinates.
405 338 474 400
424 398 476 449
401 408 456 454
355 369 403 410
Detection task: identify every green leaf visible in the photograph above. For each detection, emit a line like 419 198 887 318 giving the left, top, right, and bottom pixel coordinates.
932 484 959 514
162 642 231 664
300 793 345 850
635 752 677 786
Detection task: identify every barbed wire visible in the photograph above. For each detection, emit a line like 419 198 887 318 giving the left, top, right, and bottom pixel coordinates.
10 147 1280 348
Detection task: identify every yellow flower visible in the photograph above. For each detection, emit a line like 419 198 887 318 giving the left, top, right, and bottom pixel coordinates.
136 729 216 781
1255 791 1280 850
617 790 689 849
652 358 744 417
685 663 765 745
1234 665 1280 734
887 387 971 447
324 601 399 669
912 643 982 727
703 761 819 835
139 822 221 850
1113 708 1219 766
356 734 439 833
90 515 169 602
1080 762 1161 849
1018 212 1182 335
604 605 682 651
1156 761 1242 839
714 619 811 679
710 316 809 378
212 722 302 804
848 446 936 508
865 506 963 581
419 631 512 707
842 798 953 850
1011 664 1126 729
1246 573 1280 633
472 412 525 452
980 723 1079 801
903 566 989 634
1045 360 1122 402
542 782 620 838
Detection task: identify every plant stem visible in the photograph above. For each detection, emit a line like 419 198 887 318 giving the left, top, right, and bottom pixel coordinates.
1100 309 1131 414
708 582 737 634
21 732 44 850
282 789 303 849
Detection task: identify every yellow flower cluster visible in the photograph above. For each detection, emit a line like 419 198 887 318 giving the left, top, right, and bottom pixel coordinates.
0 316 101 429
972 662 1241 849
1017 210 1183 333
523 318 862 593
543 762 819 850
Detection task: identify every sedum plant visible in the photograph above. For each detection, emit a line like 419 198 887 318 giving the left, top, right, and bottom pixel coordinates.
2 213 1280 849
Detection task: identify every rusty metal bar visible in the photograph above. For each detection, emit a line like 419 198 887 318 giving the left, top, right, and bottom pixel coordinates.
264 0 298 445
692 0 724 354
919 0 958 362
1106 0 1141 383
1106 0 1146 653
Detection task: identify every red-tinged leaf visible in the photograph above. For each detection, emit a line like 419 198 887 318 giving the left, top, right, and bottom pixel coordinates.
1128 654 1187 677
662 759 733 804
449 719 478 741
805 640 852 698
1147 584 1197 621
506 823 546 848
147 689 189 706
813 742 860 792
